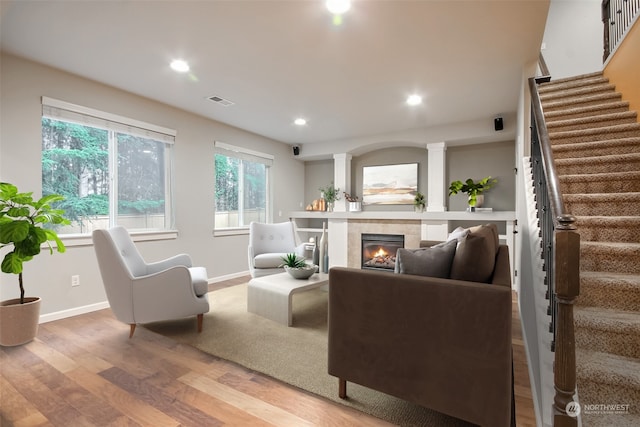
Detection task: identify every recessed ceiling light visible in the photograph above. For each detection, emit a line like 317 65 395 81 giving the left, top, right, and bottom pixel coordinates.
294 118 307 126
406 94 422 106
326 0 351 15
170 59 190 73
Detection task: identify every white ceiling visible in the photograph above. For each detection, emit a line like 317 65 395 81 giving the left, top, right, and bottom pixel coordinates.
0 0 549 146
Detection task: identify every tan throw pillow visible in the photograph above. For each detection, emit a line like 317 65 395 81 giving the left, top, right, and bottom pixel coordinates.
449 223 499 283
395 239 457 278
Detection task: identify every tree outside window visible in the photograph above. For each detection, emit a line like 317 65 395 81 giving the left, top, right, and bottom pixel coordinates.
42 117 172 234
214 153 268 229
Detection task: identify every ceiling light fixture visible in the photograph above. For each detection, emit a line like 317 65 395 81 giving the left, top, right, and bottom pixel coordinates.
326 0 351 15
406 94 422 106
170 59 190 73
294 118 307 126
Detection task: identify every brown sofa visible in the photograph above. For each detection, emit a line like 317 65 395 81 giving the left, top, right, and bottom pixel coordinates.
328 224 513 427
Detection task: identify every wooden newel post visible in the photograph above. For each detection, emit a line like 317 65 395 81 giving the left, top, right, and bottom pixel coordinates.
553 215 580 427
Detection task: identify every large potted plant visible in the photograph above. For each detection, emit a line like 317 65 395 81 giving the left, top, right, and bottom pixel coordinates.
448 176 497 211
0 182 69 346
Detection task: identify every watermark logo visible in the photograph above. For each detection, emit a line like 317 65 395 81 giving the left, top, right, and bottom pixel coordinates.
566 401 581 417
582 403 630 415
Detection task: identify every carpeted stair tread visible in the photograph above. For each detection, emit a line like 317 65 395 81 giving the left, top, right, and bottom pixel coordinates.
539 83 616 103
538 74 608 93
576 216 640 242
546 111 637 132
544 101 630 121
581 241 640 274
552 137 640 159
575 307 640 359
575 306 640 334
580 271 640 311
576 349 640 415
565 193 640 216
555 152 640 175
538 71 605 88
580 414 640 427
576 349 640 391
549 122 640 144
560 171 640 194
542 91 622 112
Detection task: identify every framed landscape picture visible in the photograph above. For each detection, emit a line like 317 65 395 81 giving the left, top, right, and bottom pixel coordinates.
362 163 418 205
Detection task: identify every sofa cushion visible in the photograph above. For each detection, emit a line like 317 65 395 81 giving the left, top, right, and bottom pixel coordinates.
449 223 499 283
254 253 288 269
395 239 457 278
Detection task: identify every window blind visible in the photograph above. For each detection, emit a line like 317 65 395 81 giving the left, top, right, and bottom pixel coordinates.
42 96 176 144
214 141 274 167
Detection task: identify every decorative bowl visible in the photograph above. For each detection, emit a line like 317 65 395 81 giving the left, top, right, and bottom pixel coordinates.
284 265 316 280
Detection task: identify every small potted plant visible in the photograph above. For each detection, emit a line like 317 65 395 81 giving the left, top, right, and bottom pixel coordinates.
0 182 70 346
448 176 497 211
280 253 315 280
319 182 341 212
414 192 426 213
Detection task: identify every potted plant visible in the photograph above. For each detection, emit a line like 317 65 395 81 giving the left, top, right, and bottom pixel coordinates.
319 182 341 212
280 253 315 280
448 176 497 211
0 182 70 346
414 192 426 212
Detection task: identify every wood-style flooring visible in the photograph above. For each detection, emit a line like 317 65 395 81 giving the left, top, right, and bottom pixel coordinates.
1 276 537 426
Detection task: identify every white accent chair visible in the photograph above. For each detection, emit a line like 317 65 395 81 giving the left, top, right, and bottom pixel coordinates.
92 226 209 338
248 221 307 278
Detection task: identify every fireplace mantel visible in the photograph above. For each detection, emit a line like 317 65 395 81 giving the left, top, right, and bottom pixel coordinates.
289 210 517 288
288 210 516 221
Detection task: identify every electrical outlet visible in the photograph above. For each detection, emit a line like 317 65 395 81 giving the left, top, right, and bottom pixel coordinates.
71 275 80 287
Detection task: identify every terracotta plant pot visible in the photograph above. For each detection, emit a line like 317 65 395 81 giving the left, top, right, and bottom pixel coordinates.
0 297 41 346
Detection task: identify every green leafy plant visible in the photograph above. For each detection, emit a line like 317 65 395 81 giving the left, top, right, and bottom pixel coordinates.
319 182 341 204
0 182 70 304
448 176 497 207
414 192 426 208
279 253 307 269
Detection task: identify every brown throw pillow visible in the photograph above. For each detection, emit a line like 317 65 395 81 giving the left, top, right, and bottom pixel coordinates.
395 239 457 278
449 223 499 283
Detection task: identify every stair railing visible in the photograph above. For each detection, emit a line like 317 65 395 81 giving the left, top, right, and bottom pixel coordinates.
528 77 581 427
602 0 640 62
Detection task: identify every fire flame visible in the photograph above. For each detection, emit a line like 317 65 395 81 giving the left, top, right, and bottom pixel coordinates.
373 248 388 258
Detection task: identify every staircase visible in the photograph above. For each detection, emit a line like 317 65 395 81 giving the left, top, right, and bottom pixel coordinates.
538 72 640 426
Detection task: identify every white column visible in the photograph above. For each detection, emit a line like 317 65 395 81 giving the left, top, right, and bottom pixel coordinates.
426 142 447 212
333 153 352 212
328 218 348 268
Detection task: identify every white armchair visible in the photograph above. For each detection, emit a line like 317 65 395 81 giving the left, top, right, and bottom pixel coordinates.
248 221 308 278
92 226 210 338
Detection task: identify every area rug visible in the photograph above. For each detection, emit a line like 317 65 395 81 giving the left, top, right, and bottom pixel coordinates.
145 284 474 426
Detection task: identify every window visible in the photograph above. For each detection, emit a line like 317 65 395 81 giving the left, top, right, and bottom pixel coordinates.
214 141 272 230
41 97 174 234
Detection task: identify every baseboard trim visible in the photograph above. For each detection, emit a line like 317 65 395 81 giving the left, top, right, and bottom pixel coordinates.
38 270 250 324
209 270 250 283
40 301 110 324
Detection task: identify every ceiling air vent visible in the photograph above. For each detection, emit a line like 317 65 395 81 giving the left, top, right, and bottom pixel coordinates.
207 95 234 107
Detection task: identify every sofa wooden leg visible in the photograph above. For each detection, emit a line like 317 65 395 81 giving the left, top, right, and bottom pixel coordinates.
197 313 204 333
339 378 347 399
129 324 136 339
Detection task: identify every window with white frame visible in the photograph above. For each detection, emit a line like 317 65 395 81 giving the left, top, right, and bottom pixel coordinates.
214 141 272 230
41 97 175 234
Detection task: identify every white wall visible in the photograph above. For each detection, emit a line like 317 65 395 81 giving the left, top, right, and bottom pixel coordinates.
0 53 304 317
542 0 603 79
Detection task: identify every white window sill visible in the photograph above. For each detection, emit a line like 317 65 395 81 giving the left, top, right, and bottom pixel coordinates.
214 228 249 237
54 230 179 248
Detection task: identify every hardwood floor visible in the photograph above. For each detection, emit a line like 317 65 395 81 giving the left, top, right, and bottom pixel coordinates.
1 276 536 426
